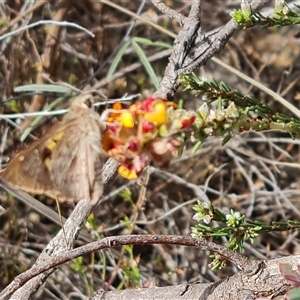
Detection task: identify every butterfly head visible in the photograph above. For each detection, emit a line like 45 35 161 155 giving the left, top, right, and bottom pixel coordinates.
69 94 95 111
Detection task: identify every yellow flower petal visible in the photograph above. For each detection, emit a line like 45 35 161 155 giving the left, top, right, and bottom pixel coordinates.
119 111 135 128
144 100 167 126
118 165 138 179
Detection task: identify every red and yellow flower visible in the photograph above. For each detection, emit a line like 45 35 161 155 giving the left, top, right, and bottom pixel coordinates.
103 97 195 179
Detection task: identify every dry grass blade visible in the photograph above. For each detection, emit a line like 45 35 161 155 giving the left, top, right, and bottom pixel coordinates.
1 1 300 299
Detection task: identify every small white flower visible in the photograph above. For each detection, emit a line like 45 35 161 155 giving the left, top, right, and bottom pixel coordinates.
203 215 212 224
226 214 233 221
198 102 209 120
282 5 289 15
241 0 252 18
208 109 216 120
234 212 241 218
202 201 210 209
193 213 200 221
203 127 213 135
274 0 285 12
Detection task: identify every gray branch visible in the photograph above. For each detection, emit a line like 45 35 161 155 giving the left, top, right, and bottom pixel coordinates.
91 254 294 300
1 1 278 299
154 0 270 100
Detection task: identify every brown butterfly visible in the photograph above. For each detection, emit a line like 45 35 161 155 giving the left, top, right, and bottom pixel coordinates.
0 94 106 204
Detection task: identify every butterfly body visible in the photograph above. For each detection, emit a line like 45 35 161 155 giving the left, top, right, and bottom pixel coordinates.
1 94 106 204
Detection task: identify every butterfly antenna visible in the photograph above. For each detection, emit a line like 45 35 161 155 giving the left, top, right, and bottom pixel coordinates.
55 198 68 248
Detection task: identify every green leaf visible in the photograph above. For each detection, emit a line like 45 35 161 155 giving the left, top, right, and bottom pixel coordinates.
131 267 141 281
131 39 159 89
288 288 300 300
119 188 132 202
178 99 184 109
4 99 21 112
133 37 172 49
192 140 203 153
14 84 72 94
107 39 131 78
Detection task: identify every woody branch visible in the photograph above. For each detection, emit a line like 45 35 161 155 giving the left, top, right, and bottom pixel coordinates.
2 1 271 299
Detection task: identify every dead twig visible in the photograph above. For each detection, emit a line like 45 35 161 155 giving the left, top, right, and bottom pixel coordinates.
0 234 260 300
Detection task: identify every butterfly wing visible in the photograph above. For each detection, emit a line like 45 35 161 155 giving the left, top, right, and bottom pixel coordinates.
50 117 103 201
1 123 67 200
49 105 105 203
1 94 106 204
